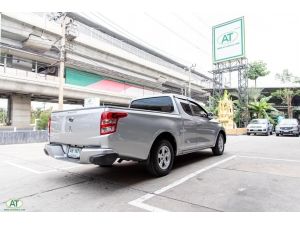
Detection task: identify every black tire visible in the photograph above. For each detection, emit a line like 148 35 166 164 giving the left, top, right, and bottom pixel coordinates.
295 134 299 137
270 131 273 135
146 139 174 177
212 133 225 156
247 133 250 136
276 133 279 136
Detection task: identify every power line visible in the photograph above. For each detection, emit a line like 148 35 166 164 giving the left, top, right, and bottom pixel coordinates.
82 12 192 66
80 14 212 83
194 14 211 29
144 12 210 56
172 13 209 41
67 12 213 81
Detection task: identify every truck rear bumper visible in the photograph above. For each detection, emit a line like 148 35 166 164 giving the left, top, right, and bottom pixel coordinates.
44 144 117 164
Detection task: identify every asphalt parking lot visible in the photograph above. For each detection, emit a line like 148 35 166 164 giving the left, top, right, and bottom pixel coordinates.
1 135 300 212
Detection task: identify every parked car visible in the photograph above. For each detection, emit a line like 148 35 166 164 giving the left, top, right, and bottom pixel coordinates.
44 94 226 177
246 119 273 136
275 118 300 137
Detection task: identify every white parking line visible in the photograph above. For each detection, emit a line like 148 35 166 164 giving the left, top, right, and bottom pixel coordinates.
129 155 236 212
238 155 300 163
129 193 168 212
5 161 82 174
5 161 56 174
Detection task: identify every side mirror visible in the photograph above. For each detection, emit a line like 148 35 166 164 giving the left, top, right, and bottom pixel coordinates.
207 112 214 120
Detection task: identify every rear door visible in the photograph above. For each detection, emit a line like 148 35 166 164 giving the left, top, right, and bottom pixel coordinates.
189 102 217 147
178 100 200 151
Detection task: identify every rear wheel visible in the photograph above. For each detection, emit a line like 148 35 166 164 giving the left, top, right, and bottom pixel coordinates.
146 139 174 177
212 133 225 156
276 133 279 136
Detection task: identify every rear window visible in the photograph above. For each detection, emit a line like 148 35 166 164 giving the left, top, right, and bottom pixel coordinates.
130 96 174 113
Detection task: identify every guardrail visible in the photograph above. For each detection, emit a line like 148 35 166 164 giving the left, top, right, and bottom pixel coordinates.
0 130 48 145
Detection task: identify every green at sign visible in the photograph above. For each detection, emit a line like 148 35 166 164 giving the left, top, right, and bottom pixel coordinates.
222 32 233 44
212 17 245 63
6 199 23 208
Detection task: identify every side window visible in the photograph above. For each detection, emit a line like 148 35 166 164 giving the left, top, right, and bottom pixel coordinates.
130 96 174 112
180 102 193 116
190 102 207 117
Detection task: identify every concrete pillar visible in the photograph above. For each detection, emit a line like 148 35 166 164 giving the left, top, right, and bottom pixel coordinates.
10 95 31 128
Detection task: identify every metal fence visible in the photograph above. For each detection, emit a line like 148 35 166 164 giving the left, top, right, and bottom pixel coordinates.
0 130 48 145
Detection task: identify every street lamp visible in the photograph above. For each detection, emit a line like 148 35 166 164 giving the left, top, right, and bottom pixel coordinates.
184 64 196 98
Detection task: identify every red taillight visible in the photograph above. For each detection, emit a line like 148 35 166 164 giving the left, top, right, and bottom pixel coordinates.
48 116 51 134
100 111 128 135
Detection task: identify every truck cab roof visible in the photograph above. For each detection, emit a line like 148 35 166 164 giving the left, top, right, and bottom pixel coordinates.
130 94 201 105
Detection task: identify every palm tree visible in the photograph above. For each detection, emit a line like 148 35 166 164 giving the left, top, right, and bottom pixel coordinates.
248 88 263 102
248 96 278 123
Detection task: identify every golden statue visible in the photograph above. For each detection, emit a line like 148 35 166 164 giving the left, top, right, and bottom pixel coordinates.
217 90 235 129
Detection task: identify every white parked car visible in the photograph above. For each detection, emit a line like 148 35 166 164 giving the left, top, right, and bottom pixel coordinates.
275 119 300 137
247 119 273 136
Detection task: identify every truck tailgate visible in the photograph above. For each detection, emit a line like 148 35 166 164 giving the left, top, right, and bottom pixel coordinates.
50 107 105 146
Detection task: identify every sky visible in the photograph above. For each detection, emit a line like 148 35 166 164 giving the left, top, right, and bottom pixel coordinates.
1 0 300 109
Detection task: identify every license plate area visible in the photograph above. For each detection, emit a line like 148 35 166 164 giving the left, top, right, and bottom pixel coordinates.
67 147 81 159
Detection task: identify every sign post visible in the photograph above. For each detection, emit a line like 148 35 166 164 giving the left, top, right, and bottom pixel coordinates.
211 17 248 127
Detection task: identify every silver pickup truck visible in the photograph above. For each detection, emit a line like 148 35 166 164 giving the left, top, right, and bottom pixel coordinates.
44 94 226 176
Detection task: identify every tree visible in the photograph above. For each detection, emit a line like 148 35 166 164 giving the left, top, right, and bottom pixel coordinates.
246 61 270 87
233 99 242 126
31 108 42 124
36 110 51 130
0 108 7 125
275 69 294 83
206 93 222 115
248 96 277 123
272 89 300 118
